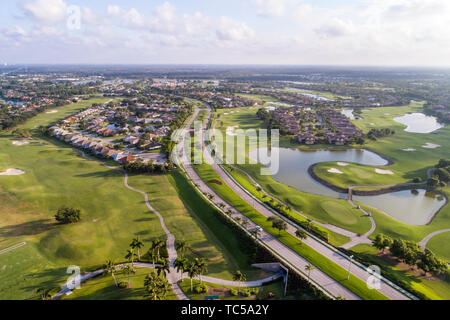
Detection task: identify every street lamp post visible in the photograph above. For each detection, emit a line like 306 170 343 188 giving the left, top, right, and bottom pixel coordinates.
347 255 354 280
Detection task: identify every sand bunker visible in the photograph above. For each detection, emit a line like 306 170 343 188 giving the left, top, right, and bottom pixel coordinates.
402 148 416 152
0 168 25 176
328 168 344 174
422 143 441 149
224 113 230 115
226 126 239 136
46 110 58 114
337 162 350 166
375 168 394 175
12 140 30 146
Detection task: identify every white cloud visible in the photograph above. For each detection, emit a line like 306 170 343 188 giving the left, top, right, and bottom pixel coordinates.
216 17 255 42
315 18 356 38
107 5 121 16
21 0 67 24
155 2 175 21
253 0 303 17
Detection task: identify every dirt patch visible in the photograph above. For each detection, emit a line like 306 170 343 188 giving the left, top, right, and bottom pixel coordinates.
377 251 445 281
209 179 223 185
208 286 231 297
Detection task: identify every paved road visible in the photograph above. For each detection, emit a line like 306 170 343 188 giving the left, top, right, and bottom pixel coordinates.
180 101 413 300
419 229 450 250
53 261 283 299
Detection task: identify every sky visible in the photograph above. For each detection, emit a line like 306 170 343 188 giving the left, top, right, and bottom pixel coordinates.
1 0 450 66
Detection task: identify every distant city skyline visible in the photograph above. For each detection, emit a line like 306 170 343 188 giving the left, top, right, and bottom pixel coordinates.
1 0 450 66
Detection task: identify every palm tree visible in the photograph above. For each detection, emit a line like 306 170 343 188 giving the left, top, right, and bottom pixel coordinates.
242 219 250 230
156 258 170 278
131 237 144 260
144 273 171 300
305 264 315 283
234 216 242 224
285 205 291 218
104 259 118 287
123 263 135 286
256 186 262 198
175 239 188 258
151 239 165 261
225 209 233 216
232 270 246 293
174 257 188 281
125 249 136 267
36 287 49 300
194 258 208 284
187 262 199 292
295 229 308 246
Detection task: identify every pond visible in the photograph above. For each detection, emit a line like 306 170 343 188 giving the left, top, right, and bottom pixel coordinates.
249 147 446 225
286 88 332 101
353 190 446 225
393 113 444 133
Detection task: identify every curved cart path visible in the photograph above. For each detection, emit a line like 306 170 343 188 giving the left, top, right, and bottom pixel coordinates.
53 262 283 299
419 229 450 250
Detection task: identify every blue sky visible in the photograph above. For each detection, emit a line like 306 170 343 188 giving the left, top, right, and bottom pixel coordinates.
1 0 449 66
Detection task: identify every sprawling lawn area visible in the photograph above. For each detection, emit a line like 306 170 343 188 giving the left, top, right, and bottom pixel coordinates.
192 163 387 300
63 267 177 300
179 278 284 300
0 98 250 299
128 171 266 281
427 231 450 261
351 244 450 300
235 93 280 104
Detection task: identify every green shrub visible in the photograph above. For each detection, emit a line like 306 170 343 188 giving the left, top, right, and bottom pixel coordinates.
230 288 238 296
194 284 208 294
118 281 128 289
241 289 251 297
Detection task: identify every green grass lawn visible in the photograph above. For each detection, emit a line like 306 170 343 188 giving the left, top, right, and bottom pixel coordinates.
235 94 280 104
426 231 450 261
179 278 285 300
313 162 405 188
192 163 387 300
63 267 177 300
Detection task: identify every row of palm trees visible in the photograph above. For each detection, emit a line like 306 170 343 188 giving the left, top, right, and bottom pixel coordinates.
174 257 208 292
